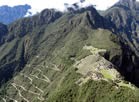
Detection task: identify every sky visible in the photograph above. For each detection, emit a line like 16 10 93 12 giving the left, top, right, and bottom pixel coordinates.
0 0 122 12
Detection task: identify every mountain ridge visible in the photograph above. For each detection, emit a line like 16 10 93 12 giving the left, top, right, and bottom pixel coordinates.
0 1 139 102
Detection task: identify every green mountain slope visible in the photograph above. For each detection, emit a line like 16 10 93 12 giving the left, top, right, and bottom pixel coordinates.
0 9 62 86
0 4 139 102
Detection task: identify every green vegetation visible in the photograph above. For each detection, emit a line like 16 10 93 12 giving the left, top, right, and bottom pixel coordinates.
100 69 115 80
117 81 135 90
47 76 139 102
74 45 136 92
0 4 139 102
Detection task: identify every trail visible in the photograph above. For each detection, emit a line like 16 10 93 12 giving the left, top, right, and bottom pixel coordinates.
11 83 29 102
35 69 51 83
50 64 61 71
5 96 18 102
20 73 33 84
37 64 60 71
27 62 60 72
20 73 44 93
0 96 6 102
5 63 61 101
31 69 51 83
13 83 40 96
37 96 45 101
33 86 44 93
30 74 50 83
11 82 45 101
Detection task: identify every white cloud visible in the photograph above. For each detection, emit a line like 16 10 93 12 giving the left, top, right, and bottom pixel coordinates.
0 0 131 12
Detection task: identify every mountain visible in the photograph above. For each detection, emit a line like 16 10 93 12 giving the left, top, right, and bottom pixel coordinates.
103 0 139 86
0 1 139 102
103 0 139 54
0 4 31 24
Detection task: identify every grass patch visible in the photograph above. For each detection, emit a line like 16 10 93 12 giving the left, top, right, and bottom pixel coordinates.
100 69 115 80
117 81 135 90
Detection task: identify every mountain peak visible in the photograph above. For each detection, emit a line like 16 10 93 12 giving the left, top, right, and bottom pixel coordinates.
116 0 136 9
119 0 136 2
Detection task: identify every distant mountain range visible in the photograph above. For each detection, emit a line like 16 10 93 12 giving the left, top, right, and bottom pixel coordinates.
0 4 32 24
